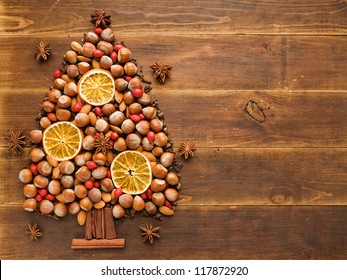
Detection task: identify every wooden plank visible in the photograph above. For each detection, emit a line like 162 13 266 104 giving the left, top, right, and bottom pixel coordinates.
1 0 347 35
3 148 347 206
0 205 346 259
2 90 347 147
1 36 347 91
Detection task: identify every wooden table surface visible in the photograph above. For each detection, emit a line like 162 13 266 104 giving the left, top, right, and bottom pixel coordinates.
1 0 347 260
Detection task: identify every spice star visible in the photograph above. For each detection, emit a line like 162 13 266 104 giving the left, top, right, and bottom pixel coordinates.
93 133 112 154
26 223 43 242
4 130 25 152
90 9 111 28
178 142 196 159
149 61 172 84
34 41 51 61
140 224 160 244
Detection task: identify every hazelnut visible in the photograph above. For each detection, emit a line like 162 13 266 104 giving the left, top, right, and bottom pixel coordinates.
152 192 165 206
85 126 97 136
57 95 72 108
108 111 125 126
115 78 128 92
54 78 67 90
23 184 37 198
75 112 90 127
56 108 72 121
133 195 145 211
64 82 78 96
75 154 86 166
54 202 68 217
160 152 175 168
95 118 109 132
40 117 51 129
102 103 116 116
80 196 93 211
68 201 81 215
164 188 179 202
40 199 54 215
100 55 113 70
110 64 124 78
121 119 135 134
65 50 77 64
46 154 58 167
85 31 99 44
150 178 167 192
23 198 37 212
113 137 127 152
112 204 125 219
47 88 62 103
123 91 135 104
60 175 74 189
29 130 43 144
152 146 163 157
154 132 168 147
59 160 75 174
142 137 154 151
82 42 96 57
19 168 33 183
48 180 61 195
128 77 142 91
67 64 79 78
145 201 157 215
128 102 142 115
83 135 95 150
118 193 133 208
92 152 107 166
142 106 157 120
37 160 52 177
136 120 150 135
152 163 168 179
88 187 102 203
92 166 108 179
33 175 49 188
74 184 88 199
124 62 137 76
97 40 113 55
29 148 45 163
100 178 114 192
78 62 91 75
62 189 76 203
165 172 180 186
150 119 163 133
101 28 115 42
75 166 91 182
117 47 131 64
126 133 141 150
137 93 151 106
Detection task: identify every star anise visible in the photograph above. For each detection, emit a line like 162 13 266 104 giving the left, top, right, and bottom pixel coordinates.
140 224 160 244
178 142 196 159
90 9 111 28
34 41 51 61
4 130 25 152
93 133 112 154
149 61 172 84
26 223 43 242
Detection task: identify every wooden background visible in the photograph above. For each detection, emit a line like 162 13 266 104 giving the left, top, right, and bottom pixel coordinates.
1 0 347 259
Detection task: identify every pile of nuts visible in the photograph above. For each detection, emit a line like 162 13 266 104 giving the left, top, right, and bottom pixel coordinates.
19 26 180 226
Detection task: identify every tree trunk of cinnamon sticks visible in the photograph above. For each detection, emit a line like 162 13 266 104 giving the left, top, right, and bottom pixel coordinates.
71 208 125 249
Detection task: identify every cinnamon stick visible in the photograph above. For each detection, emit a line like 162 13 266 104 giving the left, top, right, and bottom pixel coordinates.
104 207 117 239
85 210 93 240
94 209 104 239
71 238 125 249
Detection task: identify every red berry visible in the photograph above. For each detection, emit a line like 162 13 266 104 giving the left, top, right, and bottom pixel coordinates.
165 200 173 209
125 76 132 82
93 49 104 58
129 114 142 123
113 188 123 198
108 140 114 147
29 163 38 175
138 113 145 120
86 161 97 170
95 132 100 138
94 27 103 35
72 102 83 113
85 180 94 189
53 69 62 78
45 194 55 201
147 131 155 142
35 194 43 202
140 193 147 200
132 88 143 98
94 107 102 116
146 188 153 199
107 170 111 179
38 188 48 197
110 132 119 140
110 51 117 63
94 181 100 188
113 44 123 52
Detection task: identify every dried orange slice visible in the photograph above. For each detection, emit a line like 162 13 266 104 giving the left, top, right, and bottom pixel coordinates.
42 121 83 161
78 69 115 106
111 151 152 195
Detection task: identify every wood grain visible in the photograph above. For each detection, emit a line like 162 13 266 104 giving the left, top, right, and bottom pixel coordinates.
0 0 346 260
0 205 346 259
1 0 347 35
